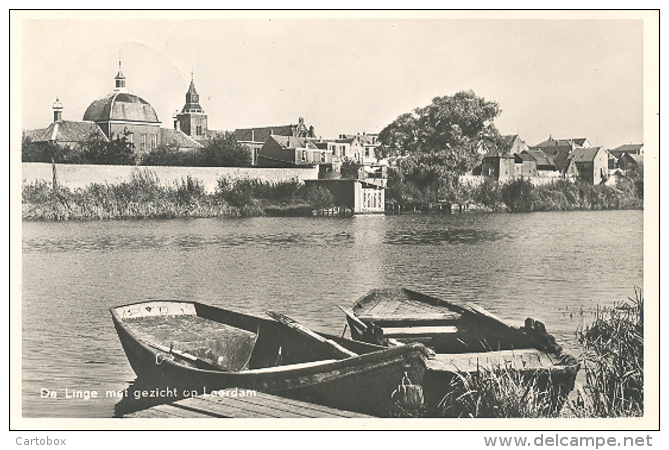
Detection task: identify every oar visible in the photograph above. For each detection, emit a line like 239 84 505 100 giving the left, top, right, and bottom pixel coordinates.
266 311 358 358
337 305 406 347
337 305 368 330
144 340 224 371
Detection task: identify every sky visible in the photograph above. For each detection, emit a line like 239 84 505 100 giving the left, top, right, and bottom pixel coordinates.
18 11 650 150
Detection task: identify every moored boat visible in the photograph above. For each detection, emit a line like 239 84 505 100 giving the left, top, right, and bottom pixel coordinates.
341 288 580 414
111 300 429 417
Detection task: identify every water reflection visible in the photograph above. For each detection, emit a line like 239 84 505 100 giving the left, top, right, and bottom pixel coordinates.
384 228 512 245
23 231 356 253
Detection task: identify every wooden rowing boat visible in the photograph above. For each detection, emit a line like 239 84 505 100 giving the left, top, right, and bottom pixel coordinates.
111 300 429 417
341 288 580 414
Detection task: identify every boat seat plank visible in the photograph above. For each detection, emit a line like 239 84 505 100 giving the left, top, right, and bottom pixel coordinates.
382 326 458 336
124 392 372 418
358 314 460 322
363 299 391 317
372 300 402 316
426 349 557 373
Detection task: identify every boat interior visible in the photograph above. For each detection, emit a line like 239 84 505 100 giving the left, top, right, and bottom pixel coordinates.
350 288 545 353
115 301 383 372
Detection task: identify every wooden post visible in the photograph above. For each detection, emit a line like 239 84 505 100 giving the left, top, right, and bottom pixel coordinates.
51 158 59 190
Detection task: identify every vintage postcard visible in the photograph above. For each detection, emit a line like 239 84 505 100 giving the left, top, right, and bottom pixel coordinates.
9 9 659 441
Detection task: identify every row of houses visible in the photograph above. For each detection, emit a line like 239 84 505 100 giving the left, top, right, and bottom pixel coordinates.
23 61 643 213
480 135 644 185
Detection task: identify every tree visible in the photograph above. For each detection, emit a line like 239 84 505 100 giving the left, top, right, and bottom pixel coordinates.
140 142 198 166
80 136 137 165
378 90 502 174
340 157 361 179
378 91 502 207
22 136 82 163
200 132 252 167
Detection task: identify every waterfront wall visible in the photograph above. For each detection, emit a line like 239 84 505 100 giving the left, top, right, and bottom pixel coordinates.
22 163 320 193
460 174 575 186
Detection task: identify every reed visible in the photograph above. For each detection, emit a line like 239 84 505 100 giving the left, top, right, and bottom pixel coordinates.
566 288 644 417
501 178 642 212
23 170 326 220
22 168 235 220
437 367 559 418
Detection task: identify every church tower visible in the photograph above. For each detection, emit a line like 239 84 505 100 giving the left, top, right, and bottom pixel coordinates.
176 72 207 140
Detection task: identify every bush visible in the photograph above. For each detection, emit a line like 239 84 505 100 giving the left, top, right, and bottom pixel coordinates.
175 176 207 205
216 177 253 208
304 186 335 210
474 179 502 208
501 178 535 212
200 132 252 167
140 145 199 166
22 138 83 164
80 136 137 165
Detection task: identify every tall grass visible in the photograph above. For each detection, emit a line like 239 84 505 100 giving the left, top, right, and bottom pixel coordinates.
567 288 644 417
437 367 561 418
501 178 642 212
22 168 234 220
22 170 333 220
436 288 644 419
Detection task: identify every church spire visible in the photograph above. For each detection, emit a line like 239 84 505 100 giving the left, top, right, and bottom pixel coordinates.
184 72 200 107
176 70 207 138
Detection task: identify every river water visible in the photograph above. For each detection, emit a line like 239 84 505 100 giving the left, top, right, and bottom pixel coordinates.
21 210 643 418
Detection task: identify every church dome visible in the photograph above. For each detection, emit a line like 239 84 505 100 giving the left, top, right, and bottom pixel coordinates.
83 92 160 124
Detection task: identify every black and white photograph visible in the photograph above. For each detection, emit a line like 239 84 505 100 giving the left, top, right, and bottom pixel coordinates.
10 9 659 439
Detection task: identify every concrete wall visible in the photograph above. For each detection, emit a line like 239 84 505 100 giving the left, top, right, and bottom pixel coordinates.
22 162 320 193
460 174 570 187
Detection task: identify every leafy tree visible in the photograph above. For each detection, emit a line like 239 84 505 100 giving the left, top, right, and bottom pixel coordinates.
340 157 361 179
200 132 252 167
80 136 137 165
378 90 502 173
140 142 199 166
22 136 83 163
378 90 502 208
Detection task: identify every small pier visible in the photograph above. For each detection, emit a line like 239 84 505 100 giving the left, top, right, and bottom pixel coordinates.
124 391 373 418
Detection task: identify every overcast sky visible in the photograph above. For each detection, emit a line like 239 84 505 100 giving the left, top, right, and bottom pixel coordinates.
19 12 649 149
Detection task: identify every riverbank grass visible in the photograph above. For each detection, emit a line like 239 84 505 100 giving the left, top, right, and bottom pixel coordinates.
565 288 644 418
22 168 337 220
437 289 643 419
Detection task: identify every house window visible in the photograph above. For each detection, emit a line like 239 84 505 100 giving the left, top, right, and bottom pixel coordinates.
139 134 147 152
301 150 307 161
365 148 370 157
149 134 157 151
320 152 326 163
126 133 134 144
